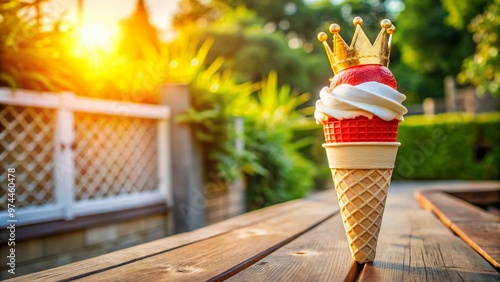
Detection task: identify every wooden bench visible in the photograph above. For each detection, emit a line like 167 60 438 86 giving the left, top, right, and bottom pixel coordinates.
416 185 500 270
8 182 500 281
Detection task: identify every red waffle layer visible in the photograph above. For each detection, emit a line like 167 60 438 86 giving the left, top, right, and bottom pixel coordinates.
323 116 399 143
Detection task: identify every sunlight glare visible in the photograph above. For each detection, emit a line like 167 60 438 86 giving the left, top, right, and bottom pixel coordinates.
79 22 117 50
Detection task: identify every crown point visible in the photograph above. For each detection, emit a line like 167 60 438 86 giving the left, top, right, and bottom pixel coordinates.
353 17 363 26
380 19 392 29
387 24 396 34
329 23 340 34
318 17 393 74
318 32 328 42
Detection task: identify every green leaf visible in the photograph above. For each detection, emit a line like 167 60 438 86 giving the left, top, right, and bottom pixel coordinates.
0 73 17 90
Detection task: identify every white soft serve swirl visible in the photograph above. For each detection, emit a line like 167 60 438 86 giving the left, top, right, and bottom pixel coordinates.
314 81 408 122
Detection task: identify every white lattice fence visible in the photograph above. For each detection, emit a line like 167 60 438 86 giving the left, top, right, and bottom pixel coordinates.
73 113 159 200
0 105 56 209
0 88 171 226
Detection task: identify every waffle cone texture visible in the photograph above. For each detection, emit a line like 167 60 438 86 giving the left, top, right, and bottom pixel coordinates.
332 168 391 263
323 142 399 263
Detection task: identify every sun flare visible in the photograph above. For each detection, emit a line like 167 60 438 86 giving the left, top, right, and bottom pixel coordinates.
79 22 117 50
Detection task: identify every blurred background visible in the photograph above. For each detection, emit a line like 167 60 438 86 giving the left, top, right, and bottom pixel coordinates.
0 0 499 277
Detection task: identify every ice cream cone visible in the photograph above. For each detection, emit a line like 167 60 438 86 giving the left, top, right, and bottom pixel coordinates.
323 142 399 263
315 16 407 264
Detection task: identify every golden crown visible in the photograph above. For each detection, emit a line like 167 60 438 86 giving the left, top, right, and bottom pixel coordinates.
317 17 395 74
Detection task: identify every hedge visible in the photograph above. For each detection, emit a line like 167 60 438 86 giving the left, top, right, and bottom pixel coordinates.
393 112 500 180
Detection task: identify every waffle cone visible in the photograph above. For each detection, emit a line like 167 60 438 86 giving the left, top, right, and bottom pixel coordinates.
323 142 399 263
332 168 392 263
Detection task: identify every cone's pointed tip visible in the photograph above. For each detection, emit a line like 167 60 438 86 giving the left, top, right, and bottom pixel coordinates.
353 256 375 264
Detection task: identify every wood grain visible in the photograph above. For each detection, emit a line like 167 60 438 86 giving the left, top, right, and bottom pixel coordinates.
416 189 500 270
359 190 500 281
10 189 336 282
9 183 500 282
416 190 498 225
453 222 500 269
72 199 339 281
227 213 358 282
449 189 500 206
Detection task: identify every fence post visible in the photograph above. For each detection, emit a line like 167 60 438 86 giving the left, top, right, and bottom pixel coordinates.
159 83 205 232
54 93 76 220
228 117 246 217
157 117 172 205
444 76 456 112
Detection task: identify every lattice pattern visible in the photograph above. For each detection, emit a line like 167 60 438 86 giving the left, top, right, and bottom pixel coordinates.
332 168 392 263
323 116 398 143
73 112 159 201
0 105 56 210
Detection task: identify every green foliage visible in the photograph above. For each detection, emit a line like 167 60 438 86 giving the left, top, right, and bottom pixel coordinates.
442 0 490 29
0 0 169 103
179 53 260 183
244 71 316 210
0 1 83 92
93 0 164 103
205 5 317 93
173 1 332 97
394 112 500 180
182 55 317 207
174 0 498 104
182 66 317 210
393 0 476 100
244 124 315 210
457 0 500 96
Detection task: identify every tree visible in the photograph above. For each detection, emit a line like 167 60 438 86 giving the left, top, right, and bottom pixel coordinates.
173 1 324 94
0 1 83 92
441 0 490 30
441 0 499 96
103 0 164 103
456 0 500 96
173 0 407 98
117 0 161 61
393 0 477 100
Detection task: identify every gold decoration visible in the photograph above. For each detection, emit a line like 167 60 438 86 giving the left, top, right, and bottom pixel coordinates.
318 17 395 74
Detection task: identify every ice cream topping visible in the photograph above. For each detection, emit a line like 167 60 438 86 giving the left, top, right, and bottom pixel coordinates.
314 81 408 123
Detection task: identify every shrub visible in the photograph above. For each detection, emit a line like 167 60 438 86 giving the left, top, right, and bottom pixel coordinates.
180 56 260 184
243 71 316 210
181 59 317 210
394 112 500 180
0 1 83 92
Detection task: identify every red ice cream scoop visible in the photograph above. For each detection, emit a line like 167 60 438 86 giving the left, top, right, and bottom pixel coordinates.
323 64 400 143
329 64 397 90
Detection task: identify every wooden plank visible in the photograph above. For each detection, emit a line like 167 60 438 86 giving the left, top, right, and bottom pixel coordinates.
453 222 500 269
416 190 498 225
416 190 500 269
449 189 500 206
11 190 336 282
227 213 359 282
407 182 500 194
72 198 339 281
359 191 500 281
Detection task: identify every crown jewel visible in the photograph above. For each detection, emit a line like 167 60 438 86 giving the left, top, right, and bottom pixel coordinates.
318 17 395 74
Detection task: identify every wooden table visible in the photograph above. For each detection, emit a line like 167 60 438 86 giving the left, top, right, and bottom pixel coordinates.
9 182 500 281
